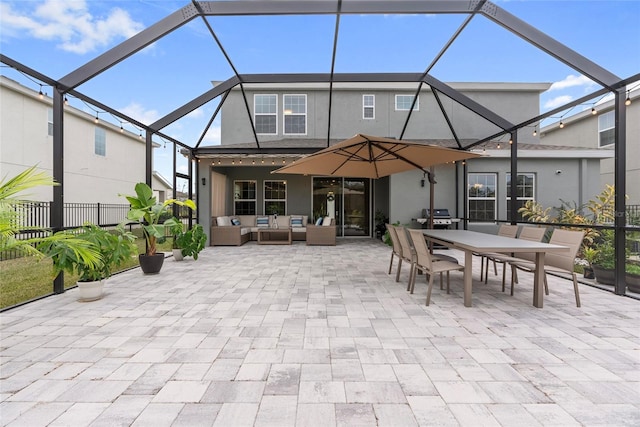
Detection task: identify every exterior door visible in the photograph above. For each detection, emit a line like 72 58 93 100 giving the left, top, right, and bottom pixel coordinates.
312 177 370 237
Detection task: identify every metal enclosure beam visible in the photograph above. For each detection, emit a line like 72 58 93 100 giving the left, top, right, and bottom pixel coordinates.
59 4 201 90
614 89 627 295
52 89 65 294
151 77 240 131
480 2 621 90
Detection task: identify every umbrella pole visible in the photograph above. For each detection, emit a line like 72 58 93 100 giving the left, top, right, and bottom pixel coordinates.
428 166 435 254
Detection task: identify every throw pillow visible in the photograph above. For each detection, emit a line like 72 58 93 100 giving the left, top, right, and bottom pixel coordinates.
322 217 333 226
217 216 231 226
231 218 241 226
256 216 269 227
291 216 303 228
315 217 323 226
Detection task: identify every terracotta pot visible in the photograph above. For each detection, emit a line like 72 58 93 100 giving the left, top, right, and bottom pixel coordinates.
592 265 615 285
77 279 104 302
139 253 164 274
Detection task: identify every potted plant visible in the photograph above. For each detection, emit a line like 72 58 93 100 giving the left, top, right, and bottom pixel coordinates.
626 263 640 293
592 231 615 285
38 223 136 301
175 224 206 260
167 217 186 261
121 183 196 274
581 246 598 279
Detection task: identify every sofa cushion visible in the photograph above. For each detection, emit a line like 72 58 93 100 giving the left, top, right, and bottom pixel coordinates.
256 216 269 227
217 216 232 226
290 216 304 228
275 215 290 228
237 215 256 226
322 217 333 226
240 227 251 236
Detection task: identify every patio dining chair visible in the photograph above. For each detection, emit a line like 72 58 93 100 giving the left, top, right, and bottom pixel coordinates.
508 228 585 307
477 224 519 282
394 225 418 288
484 226 547 292
386 224 403 281
408 229 465 306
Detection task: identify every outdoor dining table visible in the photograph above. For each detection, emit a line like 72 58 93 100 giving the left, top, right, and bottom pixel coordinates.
421 229 569 308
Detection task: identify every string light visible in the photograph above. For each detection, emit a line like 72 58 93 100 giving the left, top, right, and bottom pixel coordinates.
261 158 264 164
252 159 255 165
238 159 242 164
591 107 597 115
120 125 124 133
559 121 564 129
496 143 501 149
94 113 99 123
532 127 537 136
38 85 44 99
625 91 632 106
64 96 69 106
218 159 221 165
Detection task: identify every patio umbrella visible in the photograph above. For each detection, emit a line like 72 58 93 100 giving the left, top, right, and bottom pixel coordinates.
272 133 483 230
272 133 482 179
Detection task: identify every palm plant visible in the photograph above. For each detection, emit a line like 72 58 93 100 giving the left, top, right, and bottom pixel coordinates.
0 166 100 267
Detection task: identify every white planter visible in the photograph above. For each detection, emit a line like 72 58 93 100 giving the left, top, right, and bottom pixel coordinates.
77 279 104 302
173 248 184 261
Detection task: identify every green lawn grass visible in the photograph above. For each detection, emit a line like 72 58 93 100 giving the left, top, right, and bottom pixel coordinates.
0 233 173 310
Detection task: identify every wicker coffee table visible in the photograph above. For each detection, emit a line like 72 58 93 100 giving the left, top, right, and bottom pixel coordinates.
257 227 292 245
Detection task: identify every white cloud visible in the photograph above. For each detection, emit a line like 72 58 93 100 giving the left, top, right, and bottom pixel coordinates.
0 0 144 54
544 95 573 109
202 124 221 145
119 102 160 125
549 74 596 91
186 108 204 119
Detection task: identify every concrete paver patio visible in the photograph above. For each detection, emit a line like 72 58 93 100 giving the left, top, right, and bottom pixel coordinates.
1 239 639 426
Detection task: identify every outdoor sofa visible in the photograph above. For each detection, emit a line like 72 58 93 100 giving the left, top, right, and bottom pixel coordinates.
211 215 336 246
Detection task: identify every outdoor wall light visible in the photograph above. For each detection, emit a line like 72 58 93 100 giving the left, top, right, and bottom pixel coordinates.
201 177 206 186
555 170 563 175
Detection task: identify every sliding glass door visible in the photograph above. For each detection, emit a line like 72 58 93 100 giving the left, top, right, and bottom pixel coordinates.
312 177 370 237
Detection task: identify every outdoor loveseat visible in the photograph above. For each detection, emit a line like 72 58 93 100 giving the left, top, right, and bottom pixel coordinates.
211 215 336 246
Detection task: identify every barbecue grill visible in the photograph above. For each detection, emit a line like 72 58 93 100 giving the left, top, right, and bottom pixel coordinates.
429 208 453 228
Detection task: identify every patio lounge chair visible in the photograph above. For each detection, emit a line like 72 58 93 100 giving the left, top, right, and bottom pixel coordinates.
508 228 585 307
408 229 465 306
306 217 336 245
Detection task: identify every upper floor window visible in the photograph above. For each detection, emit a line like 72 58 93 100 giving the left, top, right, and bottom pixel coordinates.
283 94 306 135
395 94 419 111
264 180 286 215
94 127 106 156
47 108 53 136
598 110 614 147
363 95 375 119
468 173 496 223
506 173 535 221
234 180 256 215
255 94 277 134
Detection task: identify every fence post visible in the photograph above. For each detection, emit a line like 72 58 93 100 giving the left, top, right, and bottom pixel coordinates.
97 202 101 226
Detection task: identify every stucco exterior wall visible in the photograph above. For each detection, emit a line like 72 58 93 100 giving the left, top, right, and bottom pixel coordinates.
540 96 639 204
1 76 161 203
221 83 548 144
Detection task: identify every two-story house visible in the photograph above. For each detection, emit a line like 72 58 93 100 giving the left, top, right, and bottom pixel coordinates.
196 81 612 240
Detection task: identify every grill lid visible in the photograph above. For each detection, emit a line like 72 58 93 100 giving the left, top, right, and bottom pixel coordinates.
430 208 451 218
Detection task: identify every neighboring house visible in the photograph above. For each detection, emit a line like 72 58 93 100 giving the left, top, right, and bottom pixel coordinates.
0 76 167 204
540 84 639 204
195 82 613 239
152 170 174 202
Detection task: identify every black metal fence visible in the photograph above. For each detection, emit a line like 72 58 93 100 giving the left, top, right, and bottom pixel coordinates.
2 201 194 261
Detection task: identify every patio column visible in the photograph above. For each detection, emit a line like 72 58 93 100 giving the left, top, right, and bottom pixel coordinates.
509 131 518 225
52 88 65 294
614 88 627 296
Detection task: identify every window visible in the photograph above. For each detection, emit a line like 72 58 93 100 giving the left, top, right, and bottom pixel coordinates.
598 110 614 147
363 95 375 119
264 180 286 215
468 173 496 222
234 180 256 215
255 94 277 134
47 108 53 136
94 127 106 156
395 94 419 111
283 94 306 134
506 173 535 220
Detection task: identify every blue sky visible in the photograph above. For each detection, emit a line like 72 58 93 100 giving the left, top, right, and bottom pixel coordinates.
1 0 639 180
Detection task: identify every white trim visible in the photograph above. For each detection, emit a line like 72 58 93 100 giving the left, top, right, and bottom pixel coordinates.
263 180 287 215
363 94 375 119
233 180 257 215
467 172 497 223
479 149 613 159
395 94 419 111
254 94 278 135
283 94 307 135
